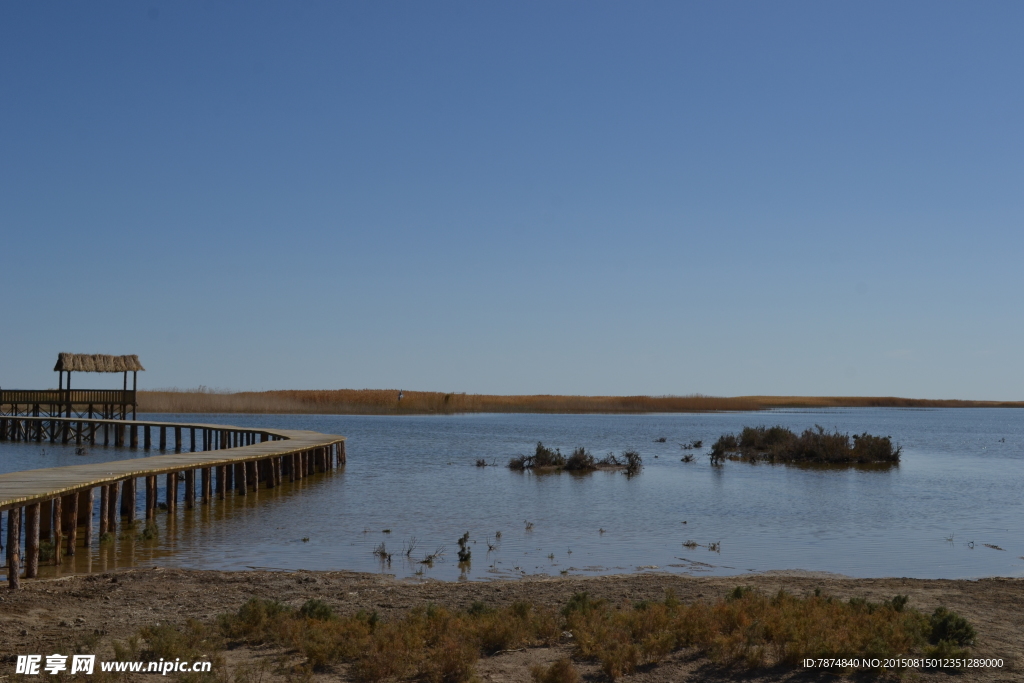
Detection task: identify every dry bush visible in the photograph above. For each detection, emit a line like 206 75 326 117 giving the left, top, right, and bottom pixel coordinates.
530 658 580 683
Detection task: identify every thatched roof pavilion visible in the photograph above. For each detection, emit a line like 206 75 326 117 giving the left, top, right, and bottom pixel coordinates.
53 354 145 373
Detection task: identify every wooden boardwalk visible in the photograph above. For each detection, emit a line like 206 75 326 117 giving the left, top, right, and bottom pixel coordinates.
1 417 346 588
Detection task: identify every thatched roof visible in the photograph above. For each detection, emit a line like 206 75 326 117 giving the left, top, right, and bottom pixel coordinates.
54 353 145 373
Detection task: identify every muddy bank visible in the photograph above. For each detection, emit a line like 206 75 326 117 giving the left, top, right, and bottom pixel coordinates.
1 569 1021 681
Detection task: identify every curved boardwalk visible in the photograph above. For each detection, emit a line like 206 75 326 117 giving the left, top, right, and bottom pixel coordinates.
1 417 346 589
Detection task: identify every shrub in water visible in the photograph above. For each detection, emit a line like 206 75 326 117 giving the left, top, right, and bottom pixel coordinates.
564 447 595 471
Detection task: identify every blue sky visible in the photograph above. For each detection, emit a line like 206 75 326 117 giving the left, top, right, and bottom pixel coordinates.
2 2 1022 398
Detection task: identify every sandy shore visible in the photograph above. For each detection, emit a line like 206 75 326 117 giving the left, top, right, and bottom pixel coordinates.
1 569 1021 681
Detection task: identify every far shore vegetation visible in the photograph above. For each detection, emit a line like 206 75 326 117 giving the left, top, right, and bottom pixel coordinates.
137 387 1024 415
116 588 975 682
710 425 902 465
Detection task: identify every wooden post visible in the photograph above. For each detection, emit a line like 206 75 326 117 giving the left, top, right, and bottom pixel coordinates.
236 462 247 496
107 481 119 536
201 468 211 504
166 473 177 513
216 465 226 500
52 496 63 563
289 453 297 482
120 477 135 524
130 424 138 448
225 461 233 490
175 426 182 452
144 425 151 449
75 421 83 445
99 486 109 537
146 476 156 520
340 440 346 465
247 461 257 492
103 421 109 446
266 458 275 489
160 426 166 450
7 508 21 589
83 488 94 547
25 503 39 579
190 427 196 452
185 469 195 509
65 492 78 557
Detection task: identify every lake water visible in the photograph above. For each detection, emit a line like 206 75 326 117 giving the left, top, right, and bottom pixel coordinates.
2 408 1023 581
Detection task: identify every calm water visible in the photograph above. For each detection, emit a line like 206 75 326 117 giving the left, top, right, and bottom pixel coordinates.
2 408 1023 581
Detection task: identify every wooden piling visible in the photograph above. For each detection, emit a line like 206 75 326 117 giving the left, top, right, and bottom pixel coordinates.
130 424 138 449
167 472 178 513
65 492 78 556
185 469 195 509
25 503 39 579
216 465 226 500
99 486 109 537
107 481 119 536
120 477 135 523
175 426 182 452
7 507 20 589
53 495 63 563
144 425 151 449
159 426 166 450
236 462 247 496
190 427 196 452
201 468 211 503
83 488 94 547
145 476 156 520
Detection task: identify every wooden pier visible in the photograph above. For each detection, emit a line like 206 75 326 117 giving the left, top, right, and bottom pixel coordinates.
0 416 346 589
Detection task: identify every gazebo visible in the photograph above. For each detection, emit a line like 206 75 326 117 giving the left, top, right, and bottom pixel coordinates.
0 353 145 420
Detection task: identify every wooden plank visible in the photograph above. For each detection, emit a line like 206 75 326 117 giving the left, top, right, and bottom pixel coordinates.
0 418 345 512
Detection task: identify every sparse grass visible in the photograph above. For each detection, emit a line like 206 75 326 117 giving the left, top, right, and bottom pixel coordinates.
139 388 1024 415
710 425 901 464
111 589 976 683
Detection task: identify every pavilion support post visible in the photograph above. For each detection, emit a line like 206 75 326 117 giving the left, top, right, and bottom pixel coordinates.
103 422 109 446
130 425 138 449
175 427 182 452
190 428 196 452
75 422 83 446
7 508 21 589
25 503 39 579
185 469 195 509
144 426 151 450
82 488 94 547
159 427 166 450
99 486 109 537
65 493 78 557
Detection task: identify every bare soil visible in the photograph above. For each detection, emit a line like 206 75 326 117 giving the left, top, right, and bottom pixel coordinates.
1 569 1021 681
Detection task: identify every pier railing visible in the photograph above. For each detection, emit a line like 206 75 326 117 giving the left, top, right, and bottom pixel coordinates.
1 389 138 419
0 416 346 589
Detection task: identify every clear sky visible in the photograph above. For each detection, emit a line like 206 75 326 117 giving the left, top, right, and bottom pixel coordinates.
2 2 1022 398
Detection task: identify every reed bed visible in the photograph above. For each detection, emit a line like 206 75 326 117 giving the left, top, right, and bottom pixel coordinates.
137 389 1024 415
122 589 975 682
710 425 902 464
